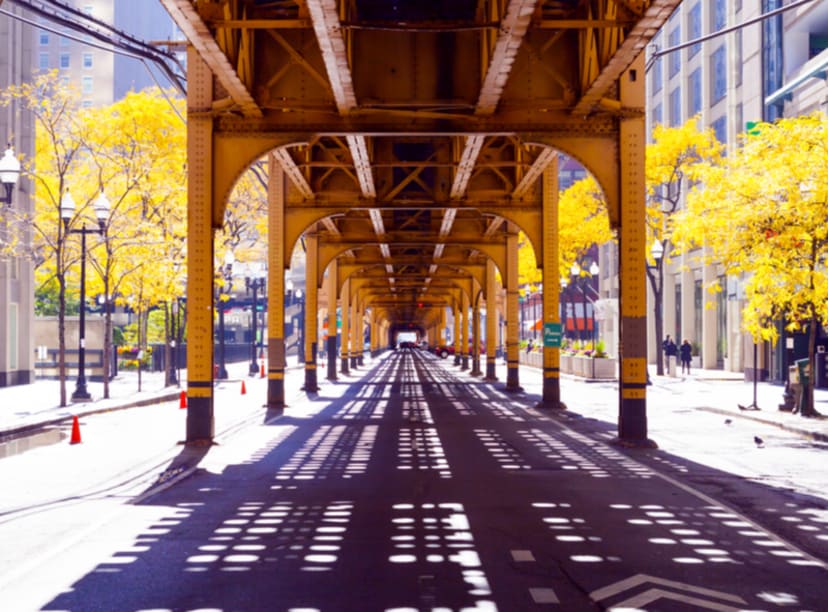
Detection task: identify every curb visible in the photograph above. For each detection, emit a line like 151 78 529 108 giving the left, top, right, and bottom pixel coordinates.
693 405 828 444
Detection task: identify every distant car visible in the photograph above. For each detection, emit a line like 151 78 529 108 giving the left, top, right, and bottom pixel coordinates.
435 345 455 359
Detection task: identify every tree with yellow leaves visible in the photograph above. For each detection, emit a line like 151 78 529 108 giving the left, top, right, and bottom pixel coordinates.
1 71 98 406
646 118 723 375
81 88 187 392
674 112 828 416
517 173 612 342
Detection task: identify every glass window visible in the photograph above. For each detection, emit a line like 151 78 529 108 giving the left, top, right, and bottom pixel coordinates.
82 100 93 108
83 53 93 68
670 87 681 127
82 76 93 94
39 32 49 45
675 282 682 343
711 115 727 145
59 36 69 47
711 46 726 103
688 4 701 58
735 29 743 87
689 68 702 116
714 0 727 31
83 5 93 14
59 53 70 69
652 55 663 94
652 103 663 128
669 27 681 77
39 52 49 70
763 0 783 122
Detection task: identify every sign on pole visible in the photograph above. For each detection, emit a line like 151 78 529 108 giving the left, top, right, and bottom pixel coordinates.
543 323 562 347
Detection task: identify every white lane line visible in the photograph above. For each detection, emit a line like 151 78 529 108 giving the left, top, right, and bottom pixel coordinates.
511 549 535 562
547 409 828 572
529 587 559 603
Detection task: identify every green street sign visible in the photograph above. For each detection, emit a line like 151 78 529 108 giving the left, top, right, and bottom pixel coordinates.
543 322 562 347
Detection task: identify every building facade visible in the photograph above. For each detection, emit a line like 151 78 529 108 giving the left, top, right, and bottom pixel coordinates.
621 1 828 380
35 0 180 106
1 4 36 386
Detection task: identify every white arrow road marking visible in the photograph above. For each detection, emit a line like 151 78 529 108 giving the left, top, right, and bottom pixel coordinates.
614 588 745 611
590 574 745 604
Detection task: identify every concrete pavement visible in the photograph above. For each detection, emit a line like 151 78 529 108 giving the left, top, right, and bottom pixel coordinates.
1 351 827 457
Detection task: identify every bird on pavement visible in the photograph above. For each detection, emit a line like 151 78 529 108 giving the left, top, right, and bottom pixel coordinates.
754 435 764 447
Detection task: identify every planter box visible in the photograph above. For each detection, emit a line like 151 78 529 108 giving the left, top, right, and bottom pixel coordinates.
569 356 616 380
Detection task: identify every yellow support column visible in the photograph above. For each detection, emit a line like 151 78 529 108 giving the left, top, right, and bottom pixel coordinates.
303 233 319 392
618 55 654 447
484 260 498 381
540 162 563 409
185 49 216 444
505 224 521 391
340 277 350 375
460 290 470 370
350 294 360 369
452 297 462 366
326 264 338 380
267 158 286 411
470 290 482 376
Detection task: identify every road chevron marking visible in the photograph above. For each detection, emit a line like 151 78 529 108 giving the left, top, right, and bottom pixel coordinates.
590 574 746 604
615 588 744 611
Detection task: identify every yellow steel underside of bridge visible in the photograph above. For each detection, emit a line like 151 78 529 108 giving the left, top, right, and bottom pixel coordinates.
162 0 680 444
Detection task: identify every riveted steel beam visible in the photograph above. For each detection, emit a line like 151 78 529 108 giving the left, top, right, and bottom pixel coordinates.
159 0 261 118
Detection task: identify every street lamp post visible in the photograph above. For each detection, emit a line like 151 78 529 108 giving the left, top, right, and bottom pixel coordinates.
217 252 234 379
61 190 109 402
0 145 21 206
646 238 665 375
169 299 178 386
246 273 265 376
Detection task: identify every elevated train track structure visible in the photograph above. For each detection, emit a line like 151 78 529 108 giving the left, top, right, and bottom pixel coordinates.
160 0 680 446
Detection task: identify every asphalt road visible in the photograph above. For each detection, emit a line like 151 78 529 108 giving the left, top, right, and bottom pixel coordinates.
2 349 827 611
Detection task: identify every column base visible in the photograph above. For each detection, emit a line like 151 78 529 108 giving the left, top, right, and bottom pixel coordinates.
610 437 658 449
341 358 350 375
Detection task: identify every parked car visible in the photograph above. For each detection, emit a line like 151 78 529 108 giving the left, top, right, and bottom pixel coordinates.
434 345 455 359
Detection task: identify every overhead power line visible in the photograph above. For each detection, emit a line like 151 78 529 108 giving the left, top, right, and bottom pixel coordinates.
3 0 186 94
646 0 817 72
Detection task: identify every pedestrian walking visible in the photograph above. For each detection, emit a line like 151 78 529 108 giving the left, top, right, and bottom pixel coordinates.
680 339 693 375
663 334 677 376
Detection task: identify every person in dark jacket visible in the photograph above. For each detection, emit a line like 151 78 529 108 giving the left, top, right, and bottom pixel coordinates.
662 335 678 376
679 339 693 375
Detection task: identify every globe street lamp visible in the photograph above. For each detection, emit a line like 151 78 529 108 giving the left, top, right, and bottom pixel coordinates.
61 189 109 402
0 145 21 206
246 272 265 375
217 252 234 379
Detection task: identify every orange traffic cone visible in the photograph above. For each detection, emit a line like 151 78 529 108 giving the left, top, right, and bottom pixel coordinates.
179 390 187 409
241 380 247 395
260 361 265 378
69 415 82 444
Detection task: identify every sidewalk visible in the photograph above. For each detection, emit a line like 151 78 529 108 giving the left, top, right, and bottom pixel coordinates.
0 357 304 445
2 353 827 451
